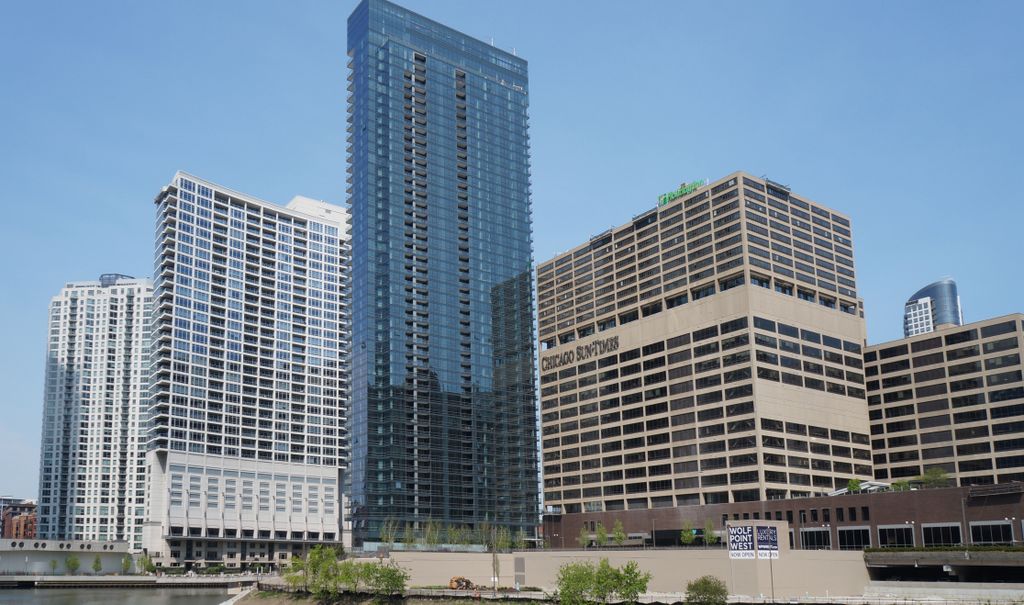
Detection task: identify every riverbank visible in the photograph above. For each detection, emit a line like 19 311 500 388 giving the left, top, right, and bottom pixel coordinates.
0 573 257 590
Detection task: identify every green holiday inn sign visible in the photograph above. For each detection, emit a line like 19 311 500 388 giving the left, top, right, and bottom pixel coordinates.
658 179 707 206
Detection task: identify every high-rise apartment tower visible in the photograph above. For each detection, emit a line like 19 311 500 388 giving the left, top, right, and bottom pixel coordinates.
537 172 872 513
347 0 538 544
38 275 152 548
903 278 964 337
143 173 350 566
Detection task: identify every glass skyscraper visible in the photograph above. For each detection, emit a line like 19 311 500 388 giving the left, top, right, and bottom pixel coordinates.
347 0 538 544
903 278 964 337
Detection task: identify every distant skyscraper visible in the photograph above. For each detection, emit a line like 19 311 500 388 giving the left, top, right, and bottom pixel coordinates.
347 0 538 544
903 278 964 337
37 275 152 548
143 173 350 566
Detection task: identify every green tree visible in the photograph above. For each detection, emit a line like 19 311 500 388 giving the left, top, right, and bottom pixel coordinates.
703 520 720 546
65 554 80 575
445 523 460 546
891 480 911 491
424 519 441 548
591 559 618 604
577 526 590 549
365 560 409 598
680 521 696 546
92 554 103 575
918 467 950 488
49 559 57 575
400 522 416 546
513 528 527 550
284 555 308 592
379 519 398 546
141 556 157 574
121 555 132 574
495 525 512 552
338 559 371 593
616 560 652 605
594 522 608 548
611 520 626 547
847 479 862 492
685 575 728 605
555 561 595 605
306 545 341 600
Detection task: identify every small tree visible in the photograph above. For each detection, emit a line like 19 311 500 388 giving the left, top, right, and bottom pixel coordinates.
495 525 512 552
365 560 409 598
379 519 398 546
680 521 695 546
685 575 728 605
594 522 608 548
65 554 80 575
591 559 618 604
400 522 416 546
919 467 950 488
92 555 102 575
847 478 862 493
617 560 652 605
577 526 590 549
142 556 157 574
513 528 527 550
445 523 460 546
556 561 595 605
338 559 371 593
424 519 441 548
703 520 719 546
49 559 58 575
306 545 341 600
121 554 132 574
284 554 308 592
611 520 626 547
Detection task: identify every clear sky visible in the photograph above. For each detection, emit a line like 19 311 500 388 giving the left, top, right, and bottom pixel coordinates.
1 1 1021 497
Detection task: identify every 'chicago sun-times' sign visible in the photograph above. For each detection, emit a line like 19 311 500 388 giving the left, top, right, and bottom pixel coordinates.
541 336 620 372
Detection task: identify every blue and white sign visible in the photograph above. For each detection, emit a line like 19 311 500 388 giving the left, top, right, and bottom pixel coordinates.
728 525 755 559
756 525 780 559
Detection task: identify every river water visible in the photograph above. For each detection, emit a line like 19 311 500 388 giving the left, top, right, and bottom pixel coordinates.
0 587 230 604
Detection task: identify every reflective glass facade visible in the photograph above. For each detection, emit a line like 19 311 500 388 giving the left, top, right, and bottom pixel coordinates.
904 278 963 337
347 0 538 544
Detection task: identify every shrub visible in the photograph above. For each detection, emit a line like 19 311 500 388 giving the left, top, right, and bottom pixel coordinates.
616 560 652 605
365 560 409 597
555 561 595 605
685 575 728 605
555 559 650 605
680 521 695 546
121 555 132 574
594 523 608 548
65 554 80 575
92 555 102 574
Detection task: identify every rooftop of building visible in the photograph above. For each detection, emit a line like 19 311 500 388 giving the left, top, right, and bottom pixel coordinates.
868 312 1023 349
537 170 852 272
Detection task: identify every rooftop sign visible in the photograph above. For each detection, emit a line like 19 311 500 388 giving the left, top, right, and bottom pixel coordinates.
658 179 707 206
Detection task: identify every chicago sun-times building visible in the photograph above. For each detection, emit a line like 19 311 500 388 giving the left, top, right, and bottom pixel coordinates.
537 171 872 514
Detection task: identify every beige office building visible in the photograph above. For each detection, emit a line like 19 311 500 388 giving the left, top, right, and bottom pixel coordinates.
537 172 872 514
866 314 1024 486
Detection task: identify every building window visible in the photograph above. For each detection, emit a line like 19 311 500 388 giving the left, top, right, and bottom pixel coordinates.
922 524 962 546
800 528 831 550
877 526 914 548
970 522 1013 545
837 527 870 550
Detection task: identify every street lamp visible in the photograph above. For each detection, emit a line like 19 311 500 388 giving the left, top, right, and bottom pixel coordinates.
1004 517 1017 545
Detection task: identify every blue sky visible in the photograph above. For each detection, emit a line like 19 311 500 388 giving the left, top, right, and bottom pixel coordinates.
1 1 1021 497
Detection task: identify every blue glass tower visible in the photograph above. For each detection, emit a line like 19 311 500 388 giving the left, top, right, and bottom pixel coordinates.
347 0 537 545
903 278 964 337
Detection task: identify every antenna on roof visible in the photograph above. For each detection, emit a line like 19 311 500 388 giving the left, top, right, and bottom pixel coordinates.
512 47 517 56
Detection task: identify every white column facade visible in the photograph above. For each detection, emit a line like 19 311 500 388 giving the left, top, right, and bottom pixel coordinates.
143 173 349 568
38 276 152 549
